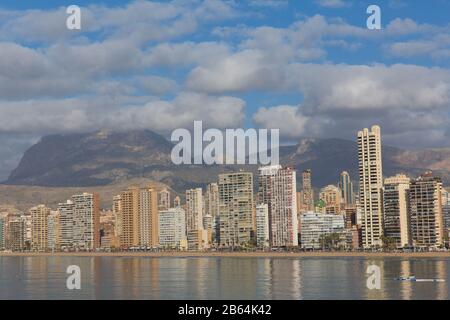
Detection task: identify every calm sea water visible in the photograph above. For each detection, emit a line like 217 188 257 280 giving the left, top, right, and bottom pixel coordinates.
0 256 449 300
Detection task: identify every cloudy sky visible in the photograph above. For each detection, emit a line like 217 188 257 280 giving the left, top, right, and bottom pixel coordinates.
0 0 450 180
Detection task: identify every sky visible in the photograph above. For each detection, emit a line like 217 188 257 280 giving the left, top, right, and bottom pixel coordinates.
0 0 450 180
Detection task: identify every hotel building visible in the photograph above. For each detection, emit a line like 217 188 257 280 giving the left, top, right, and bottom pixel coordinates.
256 204 270 248
358 125 384 248
259 165 298 247
30 205 51 251
219 172 254 247
383 174 411 248
409 172 444 248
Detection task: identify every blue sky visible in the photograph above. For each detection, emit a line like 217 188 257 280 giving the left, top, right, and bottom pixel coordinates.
0 0 450 179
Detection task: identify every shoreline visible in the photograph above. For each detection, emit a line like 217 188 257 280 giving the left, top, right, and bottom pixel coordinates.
1 252 450 258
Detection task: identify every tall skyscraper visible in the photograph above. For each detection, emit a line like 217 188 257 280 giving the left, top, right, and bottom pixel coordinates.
113 195 123 239
30 205 51 251
185 188 204 232
339 171 354 205
118 186 159 249
441 188 450 233
173 196 181 208
71 193 100 250
0 215 4 250
205 183 220 244
358 125 383 248
300 169 314 212
259 165 298 247
256 204 270 248
47 210 60 251
139 188 159 247
383 174 411 248
119 187 140 248
409 172 444 248
58 200 75 248
158 188 171 211
219 172 254 247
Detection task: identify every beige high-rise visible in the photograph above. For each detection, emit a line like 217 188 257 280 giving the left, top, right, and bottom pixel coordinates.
30 205 51 251
139 188 159 247
185 188 203 231
409 172 444 248
119 187 140 248
358 125 383 248
383 174 411 248
118 186 159 248
219 172 254 247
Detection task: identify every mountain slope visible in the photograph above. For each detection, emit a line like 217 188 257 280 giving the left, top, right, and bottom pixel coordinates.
5 130 450 191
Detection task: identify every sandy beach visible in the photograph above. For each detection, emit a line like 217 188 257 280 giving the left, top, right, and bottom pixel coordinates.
1 251 450 258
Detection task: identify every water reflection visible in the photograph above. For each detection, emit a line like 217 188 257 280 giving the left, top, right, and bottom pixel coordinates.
0 256 449 300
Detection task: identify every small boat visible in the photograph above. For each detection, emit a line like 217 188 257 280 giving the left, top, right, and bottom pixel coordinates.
396 276 417 282
395 276 445 282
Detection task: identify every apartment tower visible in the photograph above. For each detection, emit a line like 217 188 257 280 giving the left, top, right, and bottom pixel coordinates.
358 125 383 248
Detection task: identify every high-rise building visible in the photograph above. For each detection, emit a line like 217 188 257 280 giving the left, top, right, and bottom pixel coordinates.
409 172 444 248
159 207 187 249
358 125 383 248
300 170 314 212
339 171 355 205
71 193 100 250
256 204 270 248
113 195 123 239
185 188 203 232
139 188 159 247
441 188 450 236
119 187 140 248
205 183 220 243
58 200 75 249
300 212 345 249
47 210 60 251
319 185 342 214
173 196 181 208
158 188 171 211
0 215 6 250
259 165 298 247
6 216 26 252
30 205 51 252
118 186 159 249
383 174 411 248
219 172 254 247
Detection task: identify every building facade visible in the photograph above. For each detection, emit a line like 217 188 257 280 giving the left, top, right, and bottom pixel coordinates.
256 204 270 248
159 207 187 249
339 171 354 205
383 174 411 248
219 172 254 247
259 165 298 247
409 172 444 248
358 125 384 248
300 212 345 249
30 205 51 251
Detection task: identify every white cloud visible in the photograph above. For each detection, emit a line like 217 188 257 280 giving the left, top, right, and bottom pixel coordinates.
314 0 349 8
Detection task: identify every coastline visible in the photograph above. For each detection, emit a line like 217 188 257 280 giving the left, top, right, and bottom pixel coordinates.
1 251 450 258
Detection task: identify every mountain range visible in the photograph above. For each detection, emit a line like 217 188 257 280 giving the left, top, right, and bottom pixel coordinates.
4 129 450 195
